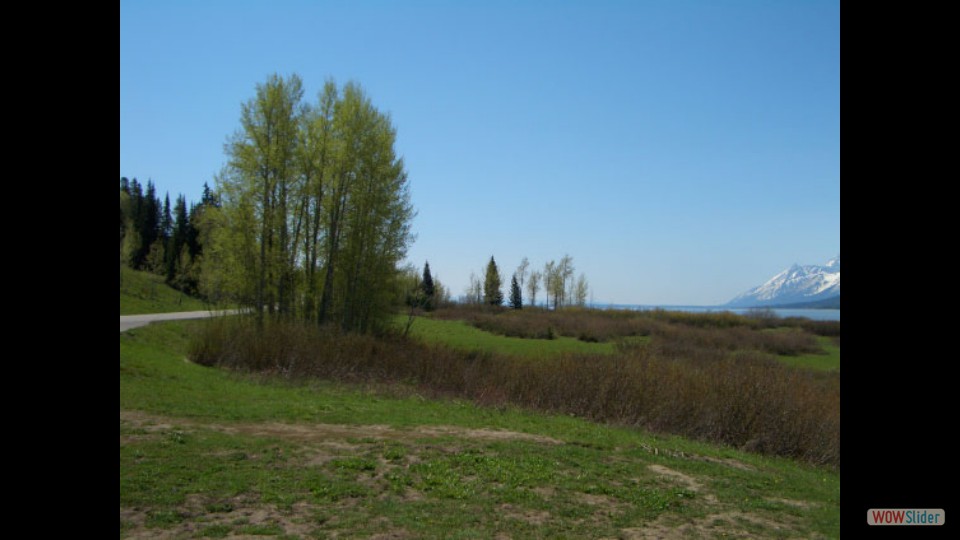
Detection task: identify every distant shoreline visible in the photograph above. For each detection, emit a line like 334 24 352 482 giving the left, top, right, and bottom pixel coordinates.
593 304 840 321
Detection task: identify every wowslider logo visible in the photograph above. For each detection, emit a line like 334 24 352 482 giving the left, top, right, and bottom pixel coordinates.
867 509 944 526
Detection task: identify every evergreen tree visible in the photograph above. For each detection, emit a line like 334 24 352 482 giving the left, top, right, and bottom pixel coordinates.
161 193 173 241
126 179 144 266
421 261 435 311
161 193 174 277
134 180 160 269
167 195 190 282
201 182 219 207
186 202 203 258
483 256 503 306
509 273 522 309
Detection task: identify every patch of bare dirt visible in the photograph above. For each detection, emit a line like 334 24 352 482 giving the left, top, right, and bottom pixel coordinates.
766 497 815 509
531 486 556 498
698 455 756 471
499 504 551 526
647 464 704 492
120 495 316 539
647 464 717 505
627 464 808 538
368 530 413 540
415 425 562 444
120 410 563 446
578 493 619 507
636 443 755 471
621 511 804 539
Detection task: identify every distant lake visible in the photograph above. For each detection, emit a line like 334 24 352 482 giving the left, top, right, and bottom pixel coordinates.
598 304 840 321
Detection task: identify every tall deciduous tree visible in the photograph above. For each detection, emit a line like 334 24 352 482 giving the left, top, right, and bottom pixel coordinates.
542 255 575 309
527 270 541 308
466 272 482 304
207 74 413 332
574 273 589 307
557 255 574 308
544 260 557 309
516 257 529 293
483 256 503 306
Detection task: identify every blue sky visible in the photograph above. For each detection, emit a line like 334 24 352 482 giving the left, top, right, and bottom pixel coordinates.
120 0 839 306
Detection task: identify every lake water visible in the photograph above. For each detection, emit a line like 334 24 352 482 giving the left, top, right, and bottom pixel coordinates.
597 304 840 321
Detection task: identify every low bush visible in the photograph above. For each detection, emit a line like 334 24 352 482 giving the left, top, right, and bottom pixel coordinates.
433 307 657 342
190 316 840 467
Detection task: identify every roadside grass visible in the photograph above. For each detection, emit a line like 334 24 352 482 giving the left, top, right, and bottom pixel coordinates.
777 336 840 371
120 266 207 315
397 315 622 357
120 321 839 538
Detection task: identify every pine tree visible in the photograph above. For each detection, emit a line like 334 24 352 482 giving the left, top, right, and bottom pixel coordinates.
131 180 160 270
509 273 522 309
161 193 173 241
167 195 190 282
483 256 503 306
421 261 435 311
201 182 219 207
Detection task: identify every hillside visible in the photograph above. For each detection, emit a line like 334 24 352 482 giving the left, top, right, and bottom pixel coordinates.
120 320 839 538
119 266 207 315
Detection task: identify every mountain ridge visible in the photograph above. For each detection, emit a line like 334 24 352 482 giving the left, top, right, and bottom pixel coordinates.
728 256 840 308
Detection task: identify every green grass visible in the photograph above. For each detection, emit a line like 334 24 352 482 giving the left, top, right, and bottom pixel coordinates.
120 321 839 538
398 315 624 357
778 336 840 371
120 265 207 315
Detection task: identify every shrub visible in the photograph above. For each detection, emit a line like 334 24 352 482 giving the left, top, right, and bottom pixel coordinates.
190 315 840 467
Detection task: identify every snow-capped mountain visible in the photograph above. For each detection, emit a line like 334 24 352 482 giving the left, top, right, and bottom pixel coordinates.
727 256 840 307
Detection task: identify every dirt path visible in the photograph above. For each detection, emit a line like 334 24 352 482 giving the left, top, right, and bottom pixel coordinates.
120 410 563 446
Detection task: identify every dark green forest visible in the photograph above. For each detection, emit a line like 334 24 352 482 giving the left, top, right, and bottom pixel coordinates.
119 178 218 296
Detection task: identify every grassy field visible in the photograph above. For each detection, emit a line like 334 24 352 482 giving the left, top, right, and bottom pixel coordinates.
120 321 839 538
777 337 840 371
398 315 622 357
120 266 207 315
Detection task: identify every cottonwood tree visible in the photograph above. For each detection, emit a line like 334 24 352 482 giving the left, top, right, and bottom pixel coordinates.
526 269 541 308
557 255 574 307
219 73 303 318
574 273 589 307
543 261 556 309
466 272 482 304
542 255 575 309
516 257 529 293
206 74 413 332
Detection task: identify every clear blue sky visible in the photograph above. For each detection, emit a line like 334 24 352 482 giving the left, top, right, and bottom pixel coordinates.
120 0 839 306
